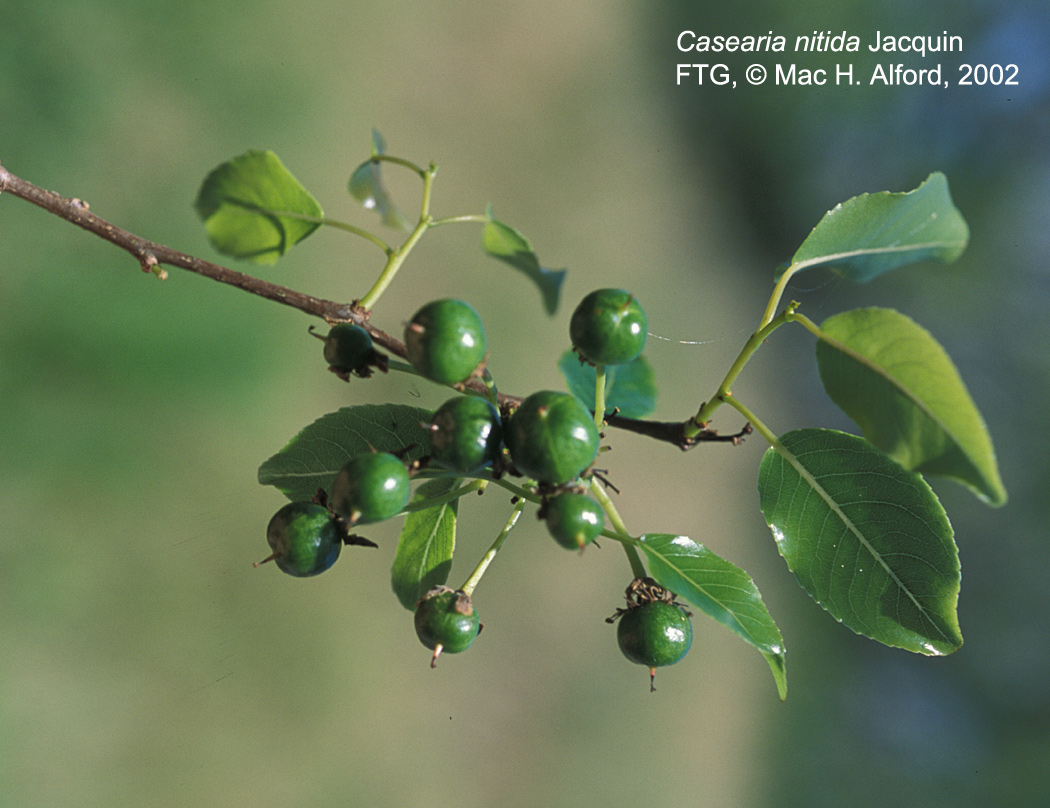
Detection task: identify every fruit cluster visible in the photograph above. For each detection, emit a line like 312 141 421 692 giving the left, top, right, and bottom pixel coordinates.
256 287 691 687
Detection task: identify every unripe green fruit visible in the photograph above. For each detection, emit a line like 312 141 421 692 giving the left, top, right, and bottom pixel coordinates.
404 299 487 385
504 391 600 484
429 395 503 474
262 501 343 577
569 288 648 366
545 492 604 550
323 323 374 374
329 452 411 525
414 586 481 666
616 601 692 672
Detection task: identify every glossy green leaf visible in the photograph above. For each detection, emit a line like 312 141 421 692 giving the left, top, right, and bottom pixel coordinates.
815 307 1006 506
391 477 459 610
783 172 968 283
195 150 323 264
257 404 432 502
347 129 410 230
481 209 566 315
558 350 657 418
634 533 787 700
757 428 962 656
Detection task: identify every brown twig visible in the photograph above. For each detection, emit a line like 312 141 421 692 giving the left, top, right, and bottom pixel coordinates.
0 162 417 353
604 414 752 451
0 161 746 451
0 162 358 317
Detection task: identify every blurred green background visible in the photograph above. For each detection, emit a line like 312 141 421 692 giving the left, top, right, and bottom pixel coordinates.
2 1 1047 806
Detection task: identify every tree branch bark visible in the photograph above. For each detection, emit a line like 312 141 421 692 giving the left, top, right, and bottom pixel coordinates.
0 161 745 451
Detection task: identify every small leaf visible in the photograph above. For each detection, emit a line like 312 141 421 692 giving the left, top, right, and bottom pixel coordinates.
558 350 657 418
634 533 787 700
482 209 566 315
258 404 432 502
757 428 962 656
347 129 410 230
815 307 1006 506
391 477 459 610
783 172 969 283
195 150 323 264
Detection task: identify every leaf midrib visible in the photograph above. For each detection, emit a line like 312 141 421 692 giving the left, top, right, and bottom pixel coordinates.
638 538 779 653
791 238 967 275
817 328 979 472
771 436 954 644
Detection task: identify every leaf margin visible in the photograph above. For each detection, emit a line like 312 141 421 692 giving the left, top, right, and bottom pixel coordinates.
813 306 1006 506
757 427 963 657
780 171 969 284
195 149 324 265
481 207 567 315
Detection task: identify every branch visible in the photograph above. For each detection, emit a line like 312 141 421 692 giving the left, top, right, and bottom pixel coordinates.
0 162 744 451
605 413 752 451
1 162 359 315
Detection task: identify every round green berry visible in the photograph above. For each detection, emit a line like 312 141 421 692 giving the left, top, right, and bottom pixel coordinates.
545 492 604 551
429 395 503 474
404 299 487 385
504 391 600 484
323 323 374 374
329 452 411 525
261 501 343 577
569 288 648 366
414 586 481 666
616 601 692 672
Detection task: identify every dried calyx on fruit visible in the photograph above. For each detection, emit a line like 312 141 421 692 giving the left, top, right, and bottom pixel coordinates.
607 577 693 691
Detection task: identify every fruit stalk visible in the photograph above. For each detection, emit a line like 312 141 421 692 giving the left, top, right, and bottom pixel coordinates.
459 496 526 597
589 478 647 580
594 364 607 431
356 159 442 311
685 302 798 437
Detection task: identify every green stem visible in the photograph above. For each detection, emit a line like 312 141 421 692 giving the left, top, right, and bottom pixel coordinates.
398 478 487 515
491 477 543 505
357 218 431 310
784 310 826 339
589 478 647 579
385 359 423 377
313 217 390 253
684 302 799 438
720 394 780 449
356 165 439 311
759 265 799 329
246 210 392 254
594 364 607 431
370 154 428 177
429 213 490 228
481 368 500 408
460 497 526 597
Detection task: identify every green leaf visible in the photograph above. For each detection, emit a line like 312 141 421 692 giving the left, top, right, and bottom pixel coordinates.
558 350 657 418
815 307 1006 506
195 150 323 264
757 428 962 656
784 172 969 283
481 209 566 315
257 404 432 502
347 129 410 230
634 533 787 700
391 477 459 610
